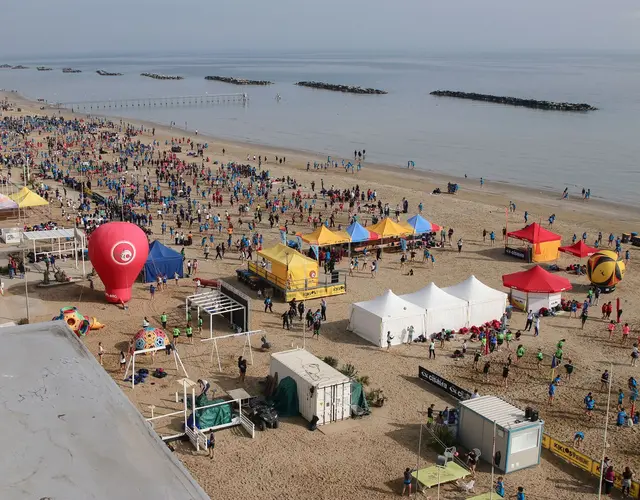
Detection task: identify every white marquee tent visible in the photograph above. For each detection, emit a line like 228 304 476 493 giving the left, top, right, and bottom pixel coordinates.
400 282 469 334
348 290 426 347
443 276 508 327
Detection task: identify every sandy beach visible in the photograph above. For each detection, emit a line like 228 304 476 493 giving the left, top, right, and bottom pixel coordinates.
2 89 640 500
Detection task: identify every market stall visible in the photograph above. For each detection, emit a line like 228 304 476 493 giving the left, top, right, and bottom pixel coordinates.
505 223 561 263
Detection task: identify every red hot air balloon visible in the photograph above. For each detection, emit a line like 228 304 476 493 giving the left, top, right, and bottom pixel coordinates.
88 222 149 304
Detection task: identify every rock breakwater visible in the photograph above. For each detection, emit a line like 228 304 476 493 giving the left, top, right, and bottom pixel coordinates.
97 70 123 76
429 90 597 111
141 73 183 80
205 76 272 85
295 81 387 95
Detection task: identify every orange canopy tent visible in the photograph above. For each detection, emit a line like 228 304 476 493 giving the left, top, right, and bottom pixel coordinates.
506 223 562 263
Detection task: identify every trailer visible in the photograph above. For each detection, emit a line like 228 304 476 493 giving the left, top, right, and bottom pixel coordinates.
457 395 543 474
270 349 351 426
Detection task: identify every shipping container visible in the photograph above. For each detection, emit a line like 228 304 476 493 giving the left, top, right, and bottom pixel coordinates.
458 395 543 474
270 349 351 425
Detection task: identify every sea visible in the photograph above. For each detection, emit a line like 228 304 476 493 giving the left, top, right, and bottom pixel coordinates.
1 50 639 204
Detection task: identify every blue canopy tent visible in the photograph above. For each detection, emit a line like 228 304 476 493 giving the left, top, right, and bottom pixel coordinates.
346 221 372 243
143 240 183 283
406 214 434 234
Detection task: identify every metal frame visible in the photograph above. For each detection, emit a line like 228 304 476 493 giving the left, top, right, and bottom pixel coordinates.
123 345 188 389
21 228 87 274
186 289 247 339
201 329 264 372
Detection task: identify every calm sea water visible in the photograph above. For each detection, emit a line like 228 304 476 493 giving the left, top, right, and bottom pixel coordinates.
1 51 639 203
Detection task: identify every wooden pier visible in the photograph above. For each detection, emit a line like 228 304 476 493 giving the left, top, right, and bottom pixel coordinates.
56 93 248 111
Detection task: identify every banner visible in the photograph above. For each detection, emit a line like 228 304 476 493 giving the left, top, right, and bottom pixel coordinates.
279 229 287 245
418 366 472 401
548 438 592 472
505 246 528 260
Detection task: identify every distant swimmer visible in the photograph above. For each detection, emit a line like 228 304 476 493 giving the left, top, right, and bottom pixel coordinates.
275 94 281 101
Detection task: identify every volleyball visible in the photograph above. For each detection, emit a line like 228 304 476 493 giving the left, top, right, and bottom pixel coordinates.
587 250 625 289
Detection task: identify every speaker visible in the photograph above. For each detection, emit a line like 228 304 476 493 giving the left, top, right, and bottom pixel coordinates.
622 233 631 244
530 410 539 422
331 271 339 284
525 407 533 419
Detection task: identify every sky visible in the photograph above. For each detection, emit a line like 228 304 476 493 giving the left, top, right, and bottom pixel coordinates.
2 0 640 57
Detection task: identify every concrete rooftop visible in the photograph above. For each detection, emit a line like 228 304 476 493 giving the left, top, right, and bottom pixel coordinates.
0 320 209 500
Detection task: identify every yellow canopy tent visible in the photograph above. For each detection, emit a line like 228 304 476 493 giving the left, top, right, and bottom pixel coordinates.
301 225 350 245
333 229 351 242
258 244 319 289
9 187 49 208
368 218 409 238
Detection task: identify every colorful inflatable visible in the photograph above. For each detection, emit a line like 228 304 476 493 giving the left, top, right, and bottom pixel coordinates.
88 222 149 304
587 250 626 292
53 306 91 337
133 326 169 352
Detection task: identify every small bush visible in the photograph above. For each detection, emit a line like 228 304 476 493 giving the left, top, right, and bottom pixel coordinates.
323 356 338 368
356 375 370 386
17 318 29 325
339 363 358 378
432 424 456 448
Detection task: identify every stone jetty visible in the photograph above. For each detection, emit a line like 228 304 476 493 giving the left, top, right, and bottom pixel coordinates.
0 64 12 69
11 65 29 70
141 73 183 80
205 76 272 85
295 81 387 95
62 68 82 73
429 90 597 111
37 67 53 71
97 70 123 76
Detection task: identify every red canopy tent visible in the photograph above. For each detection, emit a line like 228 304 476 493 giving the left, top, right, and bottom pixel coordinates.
507 223 561 243
502 265 572 293
502 265 571 311
506 223 562 262
558 240 598 259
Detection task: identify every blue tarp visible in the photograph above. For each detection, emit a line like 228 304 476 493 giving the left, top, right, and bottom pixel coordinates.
346 221 371 243
143 240 183 282
406 214 433 234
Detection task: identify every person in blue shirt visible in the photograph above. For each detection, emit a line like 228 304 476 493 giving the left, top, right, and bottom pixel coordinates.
516 486 525 500
617 409 627 428
573 431 585 448
618 389 625 406
572 234 577 244
626 249 630 264
548 381 557 404
523 211 528 223
584 393 595 420
495 477 505 497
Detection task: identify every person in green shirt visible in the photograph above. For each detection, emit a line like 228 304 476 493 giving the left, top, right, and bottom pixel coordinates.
497 331 505 348
515 345 526 363
555 347 563 362
557 339 565 349
172 327 181 344
198 316 203 333
161 312 168 329
505 331 514 350
187 311 192 326
536 348 544 369
185 325 193 344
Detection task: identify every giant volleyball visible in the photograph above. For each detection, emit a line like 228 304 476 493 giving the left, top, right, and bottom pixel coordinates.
587 250 625 290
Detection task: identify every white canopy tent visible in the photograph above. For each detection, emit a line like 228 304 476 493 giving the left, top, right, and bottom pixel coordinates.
442 275 508 327
348 290 426 347
400 282 469 335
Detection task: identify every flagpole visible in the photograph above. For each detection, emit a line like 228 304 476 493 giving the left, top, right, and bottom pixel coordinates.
597 362 613 500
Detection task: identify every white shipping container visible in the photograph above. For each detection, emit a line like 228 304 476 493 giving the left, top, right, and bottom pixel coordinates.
270 349 351 425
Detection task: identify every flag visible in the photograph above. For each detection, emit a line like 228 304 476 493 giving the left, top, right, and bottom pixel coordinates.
311 245 319 259
279 229 287 244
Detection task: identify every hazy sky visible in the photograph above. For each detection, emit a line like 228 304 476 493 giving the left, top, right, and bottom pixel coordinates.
3 0 640 56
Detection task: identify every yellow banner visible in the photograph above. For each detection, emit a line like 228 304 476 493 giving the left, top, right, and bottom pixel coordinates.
541 434 550 449
285 284 346 302
548 438 592 472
